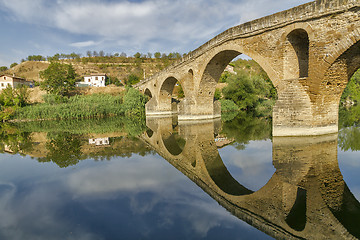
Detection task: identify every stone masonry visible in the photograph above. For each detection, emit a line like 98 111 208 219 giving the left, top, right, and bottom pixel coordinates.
135 0 360 136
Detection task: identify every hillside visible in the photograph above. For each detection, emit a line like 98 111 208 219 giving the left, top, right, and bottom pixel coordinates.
3 57 176 83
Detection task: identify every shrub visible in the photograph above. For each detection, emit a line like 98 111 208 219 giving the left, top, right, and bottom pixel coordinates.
220 99 240 112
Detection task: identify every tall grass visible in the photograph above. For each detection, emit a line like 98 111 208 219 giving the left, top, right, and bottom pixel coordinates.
14 88 146 121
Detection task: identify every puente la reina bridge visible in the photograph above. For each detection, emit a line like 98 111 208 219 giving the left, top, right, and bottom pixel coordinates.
135 0 360 136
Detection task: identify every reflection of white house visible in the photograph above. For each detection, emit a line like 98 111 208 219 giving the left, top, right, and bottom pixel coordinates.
0 74 33 90
214 136 234 148
78 73 106 87
89 137 110 146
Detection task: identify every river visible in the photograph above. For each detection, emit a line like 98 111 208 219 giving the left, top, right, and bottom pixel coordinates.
0 110 359 239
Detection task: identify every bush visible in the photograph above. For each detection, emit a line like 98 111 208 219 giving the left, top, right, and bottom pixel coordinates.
42 94 68 104
122 88 147 116
220 99 240 112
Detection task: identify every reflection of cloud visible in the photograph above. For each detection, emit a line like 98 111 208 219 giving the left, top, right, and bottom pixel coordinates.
0 182 100 240
66 154 253 237
0 152 271 239
219 140 274 191
338 150 360 167
67 155 183 196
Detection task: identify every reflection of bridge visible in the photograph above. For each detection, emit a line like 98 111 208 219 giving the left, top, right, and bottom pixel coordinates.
140 118 360 239
135 0 360 136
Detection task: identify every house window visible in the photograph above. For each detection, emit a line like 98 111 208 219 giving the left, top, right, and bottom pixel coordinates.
95 77 98 80
4 77 6 80
88 79 90 82
1 83 3 87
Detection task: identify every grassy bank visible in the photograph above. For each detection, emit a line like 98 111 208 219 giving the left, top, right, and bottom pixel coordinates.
13 87 147 121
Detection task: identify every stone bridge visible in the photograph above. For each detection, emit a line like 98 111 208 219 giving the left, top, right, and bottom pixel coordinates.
135 0 360 136
140 118 360 239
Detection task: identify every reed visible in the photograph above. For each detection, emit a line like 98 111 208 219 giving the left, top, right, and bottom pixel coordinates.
14 88 146 121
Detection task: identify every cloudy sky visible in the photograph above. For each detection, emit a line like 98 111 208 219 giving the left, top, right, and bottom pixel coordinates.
0 0 311 67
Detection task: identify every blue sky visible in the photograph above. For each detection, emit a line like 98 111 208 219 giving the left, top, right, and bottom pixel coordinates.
0 0 311 67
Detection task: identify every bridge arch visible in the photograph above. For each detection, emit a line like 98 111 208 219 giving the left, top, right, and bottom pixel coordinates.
280 23 314 80
284 29 310 79
323 29 360 70
144 88 152 98
199 45 278 89
157 76 186 115
318 40 360 121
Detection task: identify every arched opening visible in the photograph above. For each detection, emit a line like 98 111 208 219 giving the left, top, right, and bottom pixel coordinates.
144 88 152 98
159 76 185 115
285 29 309 79
200 50 240 102
201 51 277 119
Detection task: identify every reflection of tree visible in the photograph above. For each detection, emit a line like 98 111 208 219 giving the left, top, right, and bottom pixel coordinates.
338 106 360 151
221 111 272 149
338 126 360 151
39 133 83 168
0 124 34 154
339 106 360 128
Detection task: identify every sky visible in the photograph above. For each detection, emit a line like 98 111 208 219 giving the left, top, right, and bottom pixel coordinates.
0 0 312 67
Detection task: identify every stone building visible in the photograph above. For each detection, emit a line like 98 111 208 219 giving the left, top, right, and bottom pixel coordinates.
0 74 33 90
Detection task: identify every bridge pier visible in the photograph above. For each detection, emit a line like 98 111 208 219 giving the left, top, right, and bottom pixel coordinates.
144 97 178 116
272 78 339 137
178 97 221 121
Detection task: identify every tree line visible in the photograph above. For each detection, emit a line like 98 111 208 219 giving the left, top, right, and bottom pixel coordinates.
0 51 185 72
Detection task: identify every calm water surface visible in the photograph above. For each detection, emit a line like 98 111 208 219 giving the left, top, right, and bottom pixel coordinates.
0 113 359 239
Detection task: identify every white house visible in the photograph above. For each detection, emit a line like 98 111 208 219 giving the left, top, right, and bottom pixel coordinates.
0 74 33 90
78 73 107 87
224 65 237 74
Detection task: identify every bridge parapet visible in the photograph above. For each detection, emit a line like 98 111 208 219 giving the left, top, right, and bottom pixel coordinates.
135 0 359 89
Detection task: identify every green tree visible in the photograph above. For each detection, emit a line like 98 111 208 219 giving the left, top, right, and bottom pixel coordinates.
134 52 141 59
39 62 78 96
0 66 8 72
126 74 140 86
154 52 161 59
222 71 276 112
10 63 18 68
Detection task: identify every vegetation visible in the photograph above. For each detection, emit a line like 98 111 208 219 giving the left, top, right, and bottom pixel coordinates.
40 62 78 96
0 86 29 121
14 87 146 121
217 59 277 117
341 69 360 107
0 116 151 167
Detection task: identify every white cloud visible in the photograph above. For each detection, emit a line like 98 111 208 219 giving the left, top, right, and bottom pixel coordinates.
0 0 312 51
70 40 99 48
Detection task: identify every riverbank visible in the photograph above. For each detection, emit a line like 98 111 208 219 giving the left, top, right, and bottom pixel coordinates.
0 87 147 122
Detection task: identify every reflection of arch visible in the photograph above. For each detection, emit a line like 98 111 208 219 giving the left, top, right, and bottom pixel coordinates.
325 184 360 238
285 187 307 231
285 29 309 79
144 88 152 98
162 133 186 156
201 142 253 196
